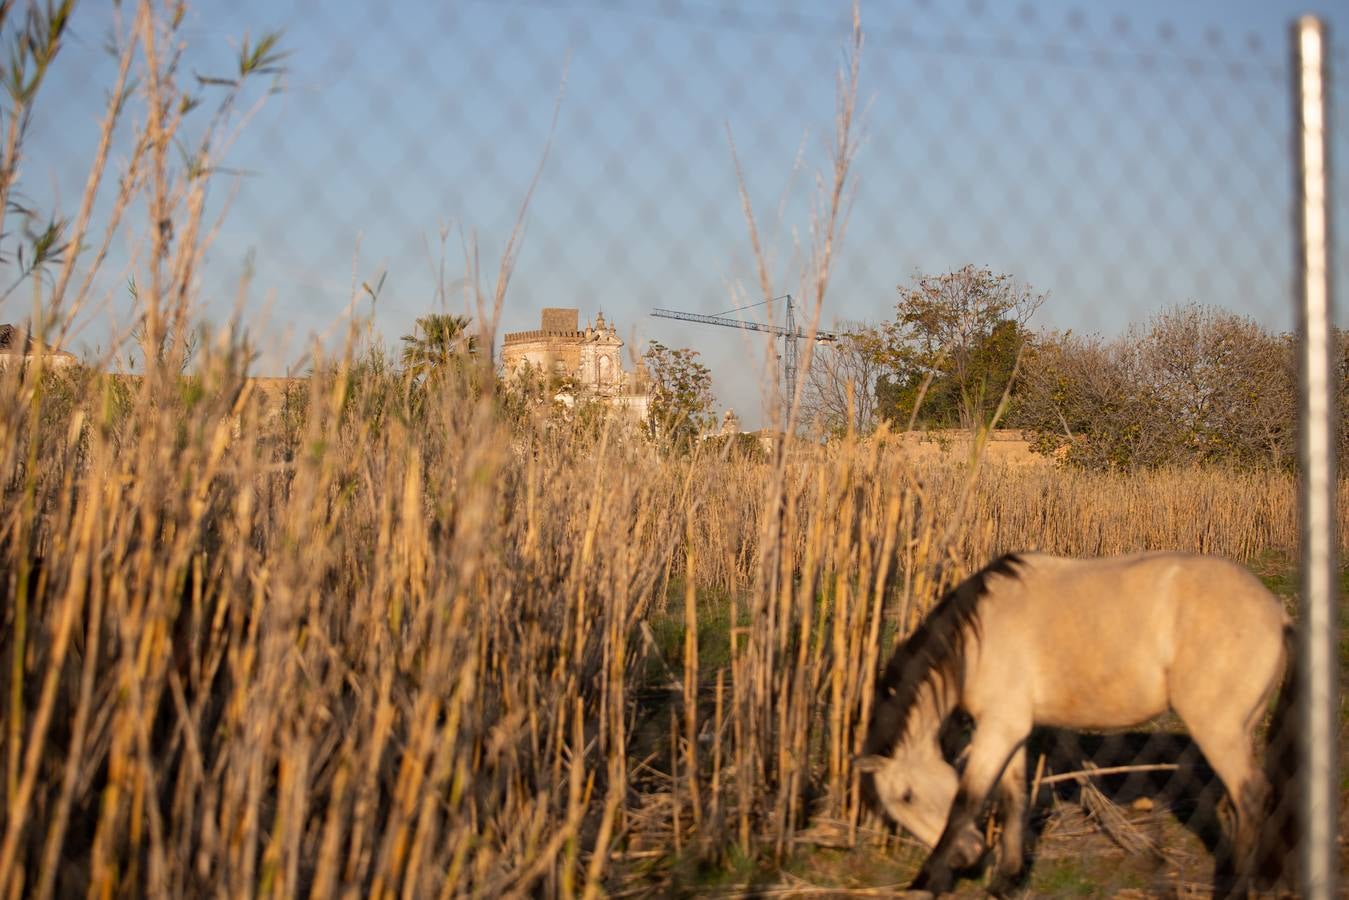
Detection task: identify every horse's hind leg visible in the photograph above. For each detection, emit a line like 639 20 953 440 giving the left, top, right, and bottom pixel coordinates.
1170 598 1284 898
1215 765 1269 899
987 745 1028 898
1177 714 1267 898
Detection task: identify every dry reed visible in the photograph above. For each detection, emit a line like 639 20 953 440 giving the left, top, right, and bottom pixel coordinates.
3 356 1331 898
1 4 1338 896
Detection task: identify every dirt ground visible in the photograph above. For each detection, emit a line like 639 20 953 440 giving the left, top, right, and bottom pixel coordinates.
895 429 1051 467
620 558 1343 898
641 729 1265 897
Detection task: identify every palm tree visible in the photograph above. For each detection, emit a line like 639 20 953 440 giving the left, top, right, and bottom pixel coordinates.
399 314 477 383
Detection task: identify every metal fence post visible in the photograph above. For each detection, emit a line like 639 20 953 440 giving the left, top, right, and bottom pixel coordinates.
1293 15 1339 900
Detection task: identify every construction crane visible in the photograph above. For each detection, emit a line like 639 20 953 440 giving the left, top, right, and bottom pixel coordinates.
651 294 838 410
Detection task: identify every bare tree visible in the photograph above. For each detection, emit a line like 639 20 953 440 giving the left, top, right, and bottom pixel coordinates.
801 323 887 436
1016 331 1171 470
1237 331 1297 469
1018 306 1298 470
1138 305 1296 467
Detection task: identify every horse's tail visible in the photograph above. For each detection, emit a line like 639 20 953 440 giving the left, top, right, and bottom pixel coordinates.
1257 621 1299 889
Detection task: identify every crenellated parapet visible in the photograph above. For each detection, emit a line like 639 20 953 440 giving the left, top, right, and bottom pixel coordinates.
502 328 585 342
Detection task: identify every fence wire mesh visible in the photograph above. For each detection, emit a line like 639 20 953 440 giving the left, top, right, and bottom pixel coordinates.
0 0 1344 897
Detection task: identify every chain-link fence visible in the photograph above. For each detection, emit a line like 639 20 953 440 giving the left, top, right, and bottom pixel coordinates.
1 0 1343 896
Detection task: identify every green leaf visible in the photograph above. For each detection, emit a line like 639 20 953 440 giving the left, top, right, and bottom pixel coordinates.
238 30 289 79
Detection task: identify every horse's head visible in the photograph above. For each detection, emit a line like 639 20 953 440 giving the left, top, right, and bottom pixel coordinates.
854 742 958 847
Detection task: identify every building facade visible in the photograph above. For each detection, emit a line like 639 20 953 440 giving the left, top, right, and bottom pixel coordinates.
0 324 77 369
501 308 651 419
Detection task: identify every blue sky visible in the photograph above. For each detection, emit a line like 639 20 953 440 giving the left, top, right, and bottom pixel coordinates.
16 0 1349 425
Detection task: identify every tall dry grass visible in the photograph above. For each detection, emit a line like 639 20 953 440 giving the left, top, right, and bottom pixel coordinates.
1 3 1340 896
1 356 1336 896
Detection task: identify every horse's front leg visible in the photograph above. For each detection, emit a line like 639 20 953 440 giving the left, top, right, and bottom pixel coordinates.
987 746 1028 897
911 724 1027 896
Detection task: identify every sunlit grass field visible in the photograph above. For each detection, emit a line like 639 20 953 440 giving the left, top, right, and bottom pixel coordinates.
2 354 1341 896
1 3 1342 894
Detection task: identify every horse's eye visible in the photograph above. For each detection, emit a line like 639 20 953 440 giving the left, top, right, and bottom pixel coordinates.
901 789 913 804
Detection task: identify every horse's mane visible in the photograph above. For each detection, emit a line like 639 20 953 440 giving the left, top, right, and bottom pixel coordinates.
863 553 1025 758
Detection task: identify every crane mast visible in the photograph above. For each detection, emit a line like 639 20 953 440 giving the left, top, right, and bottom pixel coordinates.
650 295 837 413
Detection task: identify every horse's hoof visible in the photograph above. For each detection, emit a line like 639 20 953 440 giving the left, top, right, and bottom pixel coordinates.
986 871 1025 898
910 868 954 897
949 824 985 869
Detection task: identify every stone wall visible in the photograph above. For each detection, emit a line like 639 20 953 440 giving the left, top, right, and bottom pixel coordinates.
540 307 579 332
0 323 77 368
501 334 583 379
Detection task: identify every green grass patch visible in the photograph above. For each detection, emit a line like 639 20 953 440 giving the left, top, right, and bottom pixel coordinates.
1251 549 1298 599
645 579 745 680
1248 552 1349 674
663 842 761 893
781 844 923 890
1029 858 1108 896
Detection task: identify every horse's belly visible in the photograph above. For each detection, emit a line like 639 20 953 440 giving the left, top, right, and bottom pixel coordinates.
1030 663 1170 730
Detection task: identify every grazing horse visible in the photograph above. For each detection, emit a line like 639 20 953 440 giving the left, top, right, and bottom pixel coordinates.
855 552 1294 897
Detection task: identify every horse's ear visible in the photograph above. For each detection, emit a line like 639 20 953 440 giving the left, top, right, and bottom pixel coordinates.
853 754 890 774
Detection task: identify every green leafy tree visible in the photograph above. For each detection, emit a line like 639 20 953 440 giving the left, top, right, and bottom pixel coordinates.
878 266 1043 429
399 314 478 384
642 340 715 449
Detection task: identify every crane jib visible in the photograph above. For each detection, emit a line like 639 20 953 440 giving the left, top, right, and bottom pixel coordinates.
649 308 838 342
649 298 839 414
